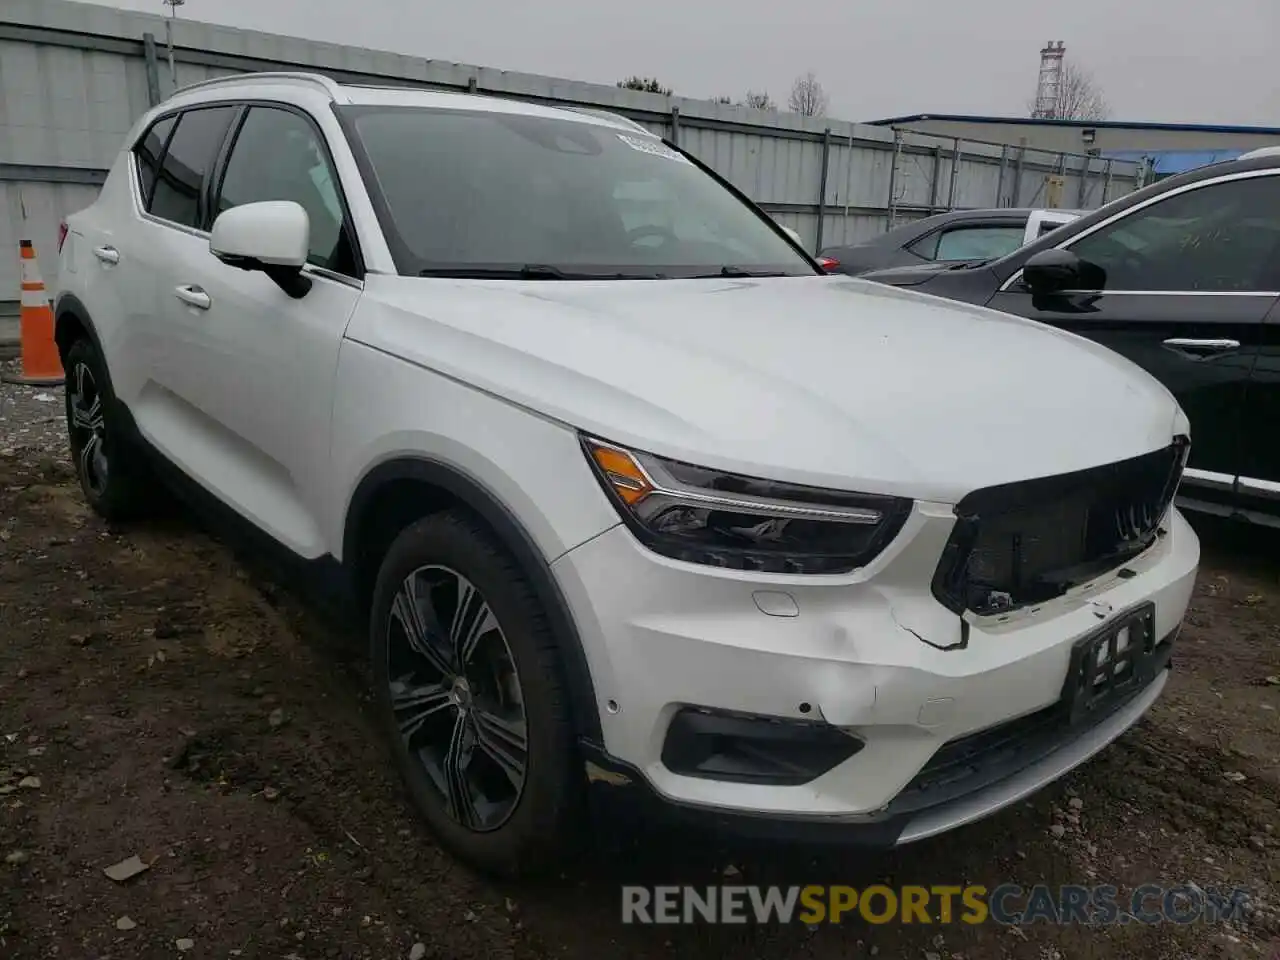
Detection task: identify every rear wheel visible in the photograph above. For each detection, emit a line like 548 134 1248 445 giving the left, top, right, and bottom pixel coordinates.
63 338 155 520
369 510 583 877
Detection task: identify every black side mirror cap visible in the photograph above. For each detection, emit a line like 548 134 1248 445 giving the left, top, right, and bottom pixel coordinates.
1022 249 1080 295
1022 248 1104 296
1018 248 1111 296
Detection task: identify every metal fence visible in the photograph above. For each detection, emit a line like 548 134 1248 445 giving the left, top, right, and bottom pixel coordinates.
0 0 1144 300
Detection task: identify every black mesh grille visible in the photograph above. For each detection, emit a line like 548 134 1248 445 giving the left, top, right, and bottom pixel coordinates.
932 439 1189 616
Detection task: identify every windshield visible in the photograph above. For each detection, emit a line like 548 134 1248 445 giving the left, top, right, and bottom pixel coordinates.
340 105 817 279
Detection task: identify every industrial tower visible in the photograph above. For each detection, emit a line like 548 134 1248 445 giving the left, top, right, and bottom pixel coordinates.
1033 40 1066 119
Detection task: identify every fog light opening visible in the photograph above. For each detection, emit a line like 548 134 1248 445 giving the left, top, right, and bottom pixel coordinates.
661 706 863 786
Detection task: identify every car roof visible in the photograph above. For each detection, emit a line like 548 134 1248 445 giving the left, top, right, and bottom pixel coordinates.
164 71 654 137
891 207 1081 234
928 207 1083 222
831 207 1065 251
822 205 1086 256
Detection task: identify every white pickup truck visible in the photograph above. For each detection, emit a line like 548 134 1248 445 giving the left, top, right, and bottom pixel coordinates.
1022 208 1082 244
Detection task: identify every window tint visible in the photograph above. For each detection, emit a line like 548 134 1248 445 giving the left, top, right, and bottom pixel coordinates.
134 115 177 207
1067 175 1280 292
344 107 813 279
215 107 354 274
933 225 1025 261
906 229 941 260
149 106 238 229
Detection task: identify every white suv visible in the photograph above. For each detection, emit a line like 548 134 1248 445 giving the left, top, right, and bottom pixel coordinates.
54 72 1199 877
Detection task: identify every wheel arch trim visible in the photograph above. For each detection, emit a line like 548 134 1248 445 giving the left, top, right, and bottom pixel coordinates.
343 455 604 745
53 293 124 408
53 293 109 382
53 292 100 356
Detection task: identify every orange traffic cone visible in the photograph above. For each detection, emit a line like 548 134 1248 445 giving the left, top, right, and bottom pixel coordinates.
1 240 64 386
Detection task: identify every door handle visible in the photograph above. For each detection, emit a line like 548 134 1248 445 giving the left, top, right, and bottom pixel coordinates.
1161 337 1240 360
174 284 212 310
93 245 119 265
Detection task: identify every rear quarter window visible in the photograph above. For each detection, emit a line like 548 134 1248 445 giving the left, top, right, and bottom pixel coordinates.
133 114 177 208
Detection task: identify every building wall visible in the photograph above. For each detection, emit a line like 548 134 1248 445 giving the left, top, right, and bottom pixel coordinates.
0 0 1142 300
886 118 1280 156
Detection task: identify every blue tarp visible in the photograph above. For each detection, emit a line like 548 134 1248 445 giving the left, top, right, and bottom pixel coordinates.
1102 149 1248 176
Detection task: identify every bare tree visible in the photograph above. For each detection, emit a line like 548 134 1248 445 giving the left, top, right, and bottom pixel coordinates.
1029 60 1109 121
617 76 673 96
787 72 828 117
715 90 777 110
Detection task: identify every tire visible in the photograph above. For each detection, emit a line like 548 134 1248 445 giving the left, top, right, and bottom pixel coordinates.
63 337 156 521
369 509 584 877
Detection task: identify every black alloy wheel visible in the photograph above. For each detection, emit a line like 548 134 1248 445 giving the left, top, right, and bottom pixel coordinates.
67 355 109 498
62 338 155 520
369 510 584 878
385 564 529 831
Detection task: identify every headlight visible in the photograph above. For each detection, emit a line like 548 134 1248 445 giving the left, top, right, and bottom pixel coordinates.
581 436 912 574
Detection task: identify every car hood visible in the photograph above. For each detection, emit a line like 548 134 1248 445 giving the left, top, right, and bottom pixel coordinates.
348 275 1184 504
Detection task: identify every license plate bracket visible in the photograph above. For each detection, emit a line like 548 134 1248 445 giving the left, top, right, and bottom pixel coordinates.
1061 601 1159 726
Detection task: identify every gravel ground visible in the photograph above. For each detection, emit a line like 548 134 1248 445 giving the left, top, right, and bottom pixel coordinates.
0 360 68 459
1 377 1278 959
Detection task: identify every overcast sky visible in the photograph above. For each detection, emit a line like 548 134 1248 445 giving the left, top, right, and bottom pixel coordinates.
87 0 1279 126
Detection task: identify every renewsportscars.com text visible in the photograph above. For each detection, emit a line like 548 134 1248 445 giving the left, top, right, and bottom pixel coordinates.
621 884 1251 926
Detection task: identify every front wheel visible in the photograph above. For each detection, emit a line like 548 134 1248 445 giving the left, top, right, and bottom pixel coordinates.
369 510 584 877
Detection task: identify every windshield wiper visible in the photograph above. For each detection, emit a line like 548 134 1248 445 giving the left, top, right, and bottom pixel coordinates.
691 266 792 278
417 264 665 280
418 264 572 279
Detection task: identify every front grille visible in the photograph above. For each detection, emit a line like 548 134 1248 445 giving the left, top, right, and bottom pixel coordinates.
932 439 1188 616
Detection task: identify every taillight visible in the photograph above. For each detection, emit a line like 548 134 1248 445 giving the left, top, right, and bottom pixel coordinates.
817 256 839 272
57 221 69 254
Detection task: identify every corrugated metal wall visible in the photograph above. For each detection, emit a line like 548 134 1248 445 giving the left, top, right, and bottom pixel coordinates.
0 0 1143 300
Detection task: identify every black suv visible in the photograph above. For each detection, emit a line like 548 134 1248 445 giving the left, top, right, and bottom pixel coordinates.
859 152 1280 528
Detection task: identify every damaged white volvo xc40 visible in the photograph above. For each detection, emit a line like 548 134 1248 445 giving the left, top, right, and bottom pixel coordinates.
53 72 1198 877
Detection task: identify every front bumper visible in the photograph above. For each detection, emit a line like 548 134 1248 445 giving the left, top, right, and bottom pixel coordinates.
551 500 1199 837
582 661 1168 847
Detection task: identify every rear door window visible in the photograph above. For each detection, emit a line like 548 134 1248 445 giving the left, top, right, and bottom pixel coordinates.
149 106 239 230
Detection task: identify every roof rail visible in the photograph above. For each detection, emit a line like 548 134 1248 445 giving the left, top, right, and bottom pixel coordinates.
335 81 652 133
170 71 347 101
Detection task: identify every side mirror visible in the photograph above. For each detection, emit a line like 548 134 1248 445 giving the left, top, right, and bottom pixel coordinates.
1021 248 1102 296
210 201 312 299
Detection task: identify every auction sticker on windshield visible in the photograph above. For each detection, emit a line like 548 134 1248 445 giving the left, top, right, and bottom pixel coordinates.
618 134 690 163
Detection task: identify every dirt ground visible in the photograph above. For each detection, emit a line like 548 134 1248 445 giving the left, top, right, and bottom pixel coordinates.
1 427 1279 958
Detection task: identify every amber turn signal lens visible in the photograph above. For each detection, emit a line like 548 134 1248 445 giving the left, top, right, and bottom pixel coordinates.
585 441 653 506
